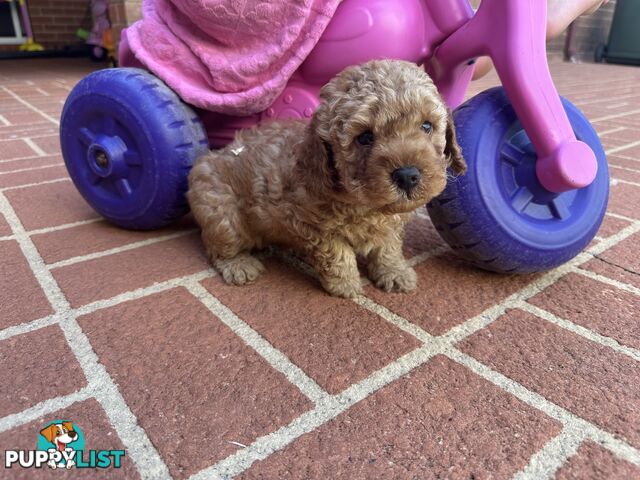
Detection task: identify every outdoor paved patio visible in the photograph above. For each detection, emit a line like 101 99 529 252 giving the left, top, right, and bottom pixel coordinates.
0 58 639 479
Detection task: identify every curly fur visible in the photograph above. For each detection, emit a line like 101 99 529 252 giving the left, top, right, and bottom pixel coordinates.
187 60 466 297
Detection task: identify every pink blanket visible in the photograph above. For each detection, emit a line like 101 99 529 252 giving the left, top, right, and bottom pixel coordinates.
124 0 341 115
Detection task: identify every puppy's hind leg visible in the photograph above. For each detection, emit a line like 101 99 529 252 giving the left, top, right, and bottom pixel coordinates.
190 200 265 285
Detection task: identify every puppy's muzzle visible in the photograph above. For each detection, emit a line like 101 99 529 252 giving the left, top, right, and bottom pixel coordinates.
391 166 421 194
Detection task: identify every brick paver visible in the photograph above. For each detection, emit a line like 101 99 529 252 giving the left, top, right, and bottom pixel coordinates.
1 58 639 479
0 240 53 329
5 181 97 231
554 441 640 480
0 325 85 417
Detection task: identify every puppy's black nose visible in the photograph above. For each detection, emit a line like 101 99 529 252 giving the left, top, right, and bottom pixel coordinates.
391 166 421 193
68 431 77 439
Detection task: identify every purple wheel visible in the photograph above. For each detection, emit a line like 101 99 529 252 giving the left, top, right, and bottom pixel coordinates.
427 87 609 273
60 68 209 230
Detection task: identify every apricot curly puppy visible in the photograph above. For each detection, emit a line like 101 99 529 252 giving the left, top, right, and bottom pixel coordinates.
188 60 466 298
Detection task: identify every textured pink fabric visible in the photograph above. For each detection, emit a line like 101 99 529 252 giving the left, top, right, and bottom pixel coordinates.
125 0 341 115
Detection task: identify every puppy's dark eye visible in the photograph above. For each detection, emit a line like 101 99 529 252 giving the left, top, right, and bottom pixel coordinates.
422 121 432 134
357 130 374 146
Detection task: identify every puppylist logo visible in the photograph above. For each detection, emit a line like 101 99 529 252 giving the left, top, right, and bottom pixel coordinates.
4 419 125 470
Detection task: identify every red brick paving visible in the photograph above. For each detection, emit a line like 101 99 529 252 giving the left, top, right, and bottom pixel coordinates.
0 139 38 160
203 260 421 394
0 240 53 329
365 253 537 335
52 233 209 308
554 441 640 480
5 180 97 231
581 231 640 289
459 309 640 448
402 211 445 257
0 399 139 479
30 136 61 156
0 325 85 417
0 58 639 479
608 183 640 220
528 273 640 350
32 216 197 265
0 164 68 189
0 154 62 173
241 356 561 480
0 211 10 236
78 288 312 479
594 214 632 239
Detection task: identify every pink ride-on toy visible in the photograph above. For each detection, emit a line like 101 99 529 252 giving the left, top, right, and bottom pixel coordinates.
60 0 608 273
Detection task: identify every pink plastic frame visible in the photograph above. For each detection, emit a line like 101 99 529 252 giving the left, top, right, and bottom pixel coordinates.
120 0 598 193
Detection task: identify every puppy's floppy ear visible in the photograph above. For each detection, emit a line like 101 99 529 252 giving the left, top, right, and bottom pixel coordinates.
445 110 466 175
40 424 57 443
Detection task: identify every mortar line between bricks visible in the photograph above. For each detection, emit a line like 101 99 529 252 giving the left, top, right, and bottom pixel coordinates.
0 191 172 480
604 211 638 223
613 178 640 188
512 426 587 480
577 92 640 106
0 313 58 342
47 228 199 270
0 162 63 176
596 126 627 136
21 137 47 157
519 303 640 361
612 153 640 163
610 164 640 175
605 139 640 155
185 281 330 405
571 266 640 297
0 86 60 126
0 154 46 164
444 348 640 468
591 108 640 123
0 387 92 433
26 217 102 236
0 114 9 126
0 176 69 192
0 269 217 344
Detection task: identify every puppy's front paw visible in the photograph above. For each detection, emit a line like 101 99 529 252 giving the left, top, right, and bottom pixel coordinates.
322 276 363 298
371 266 417 293
216 255 266 285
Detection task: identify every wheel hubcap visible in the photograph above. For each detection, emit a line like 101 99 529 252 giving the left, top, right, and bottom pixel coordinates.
77 119 142 199
500 130 577 222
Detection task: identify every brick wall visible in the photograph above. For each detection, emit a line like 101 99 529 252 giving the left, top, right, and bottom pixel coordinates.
27 0 91 49
108 0 141 51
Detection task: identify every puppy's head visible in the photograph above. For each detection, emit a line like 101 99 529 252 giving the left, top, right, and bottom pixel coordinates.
309 59 465 213
40 422 78 445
